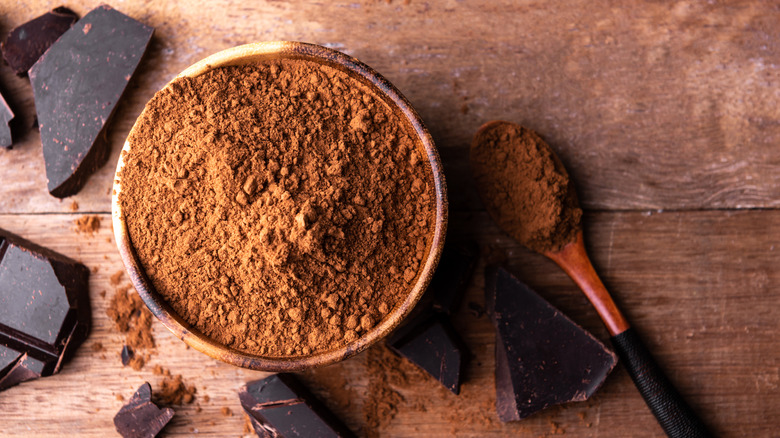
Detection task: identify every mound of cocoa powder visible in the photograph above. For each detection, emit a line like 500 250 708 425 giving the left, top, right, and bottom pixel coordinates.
470 122 581 253
119 59 436 357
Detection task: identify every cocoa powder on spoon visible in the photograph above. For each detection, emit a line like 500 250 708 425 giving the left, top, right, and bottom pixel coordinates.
470 121 581 253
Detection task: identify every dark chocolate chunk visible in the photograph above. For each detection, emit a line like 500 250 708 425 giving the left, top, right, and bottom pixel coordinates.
388 314 468 394
428 240 479 315
0 228 90 391
0 91 14 148
28 5 154 198
382 240 477 394
485 265 618 421
1 7 78 76
121 345 134 366
239 373 355 438
114 382 174 438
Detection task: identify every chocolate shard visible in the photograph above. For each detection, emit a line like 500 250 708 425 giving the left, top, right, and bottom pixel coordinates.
121 345 134 366
382 240 477 394
239 373 355 438
429 240 479 314
485 265 618 422
388 314 468 394
0 7 78 76
0 228 91 391
0 91 14 148
28 5 154 198
114 382 175 438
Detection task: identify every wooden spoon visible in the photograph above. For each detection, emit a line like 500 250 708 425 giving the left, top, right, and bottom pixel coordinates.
471 121 711 438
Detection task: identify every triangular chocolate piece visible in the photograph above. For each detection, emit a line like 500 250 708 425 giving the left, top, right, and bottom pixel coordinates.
388 314 468 394
485 265 617 421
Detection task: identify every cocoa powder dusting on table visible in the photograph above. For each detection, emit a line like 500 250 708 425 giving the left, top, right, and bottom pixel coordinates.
106 284 155 369
119 59 435 356
74 215 100 235
470 122 581 253
109 270 123 285
154 367 197 405
363 345 416 435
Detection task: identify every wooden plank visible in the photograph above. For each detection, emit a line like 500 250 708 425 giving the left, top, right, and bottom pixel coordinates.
2 1 780 213
0 210 777 436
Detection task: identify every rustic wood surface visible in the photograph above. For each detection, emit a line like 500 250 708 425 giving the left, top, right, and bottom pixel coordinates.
1 1 778 437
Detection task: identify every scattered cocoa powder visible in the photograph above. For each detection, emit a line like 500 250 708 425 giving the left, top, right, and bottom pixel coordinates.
221 407 233 417
69 200 79 211
106 284 155 368
74 215 100 235
128 355 146 371
242 414 254 435
548 420 566 435
156 372 197 405
300 359 361 432
109 270 124 285
119 59 436 356
364 345 413 436
358 344 501 436
470 121 581 253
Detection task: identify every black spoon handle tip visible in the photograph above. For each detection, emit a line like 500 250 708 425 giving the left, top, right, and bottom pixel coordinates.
611 328 712 438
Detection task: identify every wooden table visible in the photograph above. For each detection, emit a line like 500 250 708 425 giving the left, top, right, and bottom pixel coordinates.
1 1 778 436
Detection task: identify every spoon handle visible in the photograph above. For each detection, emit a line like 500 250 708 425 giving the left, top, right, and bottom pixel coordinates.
611 328 712 438
547 234 711 437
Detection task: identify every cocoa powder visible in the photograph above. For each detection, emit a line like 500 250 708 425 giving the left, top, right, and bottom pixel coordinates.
119 59 435 357
74 215 100 235
470 121 581 253
153 366 197 405
106 283 155 370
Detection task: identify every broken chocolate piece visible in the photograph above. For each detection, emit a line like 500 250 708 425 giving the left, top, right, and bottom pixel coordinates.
485 265 617 421
239 373 355 438
384 240 477 394
1 7 78 76
388 314 468 394
121 345 134 366
114 382 174 438
0 91 13 148
0 228 91 391
429 240 479 314
29 5 154 198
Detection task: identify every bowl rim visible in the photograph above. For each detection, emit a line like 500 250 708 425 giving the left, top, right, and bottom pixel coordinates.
111 41 448 371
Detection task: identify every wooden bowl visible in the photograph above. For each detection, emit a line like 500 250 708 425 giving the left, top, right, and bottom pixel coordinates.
111 42 448 371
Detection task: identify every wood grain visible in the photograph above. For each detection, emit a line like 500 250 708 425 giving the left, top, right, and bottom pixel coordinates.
2 1 780 212
1 1 778 437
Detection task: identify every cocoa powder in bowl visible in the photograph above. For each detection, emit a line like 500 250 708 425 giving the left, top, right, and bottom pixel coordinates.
118 57 437 358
